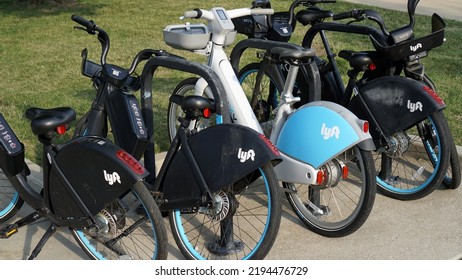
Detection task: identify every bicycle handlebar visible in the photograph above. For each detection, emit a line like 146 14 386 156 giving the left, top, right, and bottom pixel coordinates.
182 7 274 21
332 9 389 36
332 9 360 21
71 14 96 31
72 14 159 79
72 14 110 66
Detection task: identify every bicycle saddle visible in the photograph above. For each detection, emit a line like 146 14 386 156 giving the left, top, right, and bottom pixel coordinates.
270 46 316 61
338 50 380 70
25 107 76 136
296 7 333 26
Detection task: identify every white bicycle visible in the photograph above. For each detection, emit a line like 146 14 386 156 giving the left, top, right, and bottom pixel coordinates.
164 5 376 237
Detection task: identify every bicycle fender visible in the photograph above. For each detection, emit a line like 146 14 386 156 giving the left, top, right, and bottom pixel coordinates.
49 137 148 223
276 101 373 168
349 76 446 138
162 124 281 201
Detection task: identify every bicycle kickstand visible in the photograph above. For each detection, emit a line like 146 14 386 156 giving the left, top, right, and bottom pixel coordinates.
28 223 58 260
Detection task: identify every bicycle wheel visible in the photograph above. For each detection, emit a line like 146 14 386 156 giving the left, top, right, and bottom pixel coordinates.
375 111 451 200
0 172 24 224
420 74 460 189
71 182 168 260
167 77 215 142
169 162 281 260
238 63 280 136
284 146 376 237
443 140 461 189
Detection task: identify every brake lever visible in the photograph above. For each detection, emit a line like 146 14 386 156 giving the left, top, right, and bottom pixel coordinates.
73 26 96 35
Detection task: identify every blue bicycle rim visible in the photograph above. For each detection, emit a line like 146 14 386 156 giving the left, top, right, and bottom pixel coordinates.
75 191 159 260
173 167 272 260
0 192 19 218
377 117 440 194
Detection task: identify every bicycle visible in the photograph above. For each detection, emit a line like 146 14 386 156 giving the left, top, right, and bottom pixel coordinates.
232 0 454 200
68 15 283 260
301 0 460 191
165 5 377 237
0 106 168 259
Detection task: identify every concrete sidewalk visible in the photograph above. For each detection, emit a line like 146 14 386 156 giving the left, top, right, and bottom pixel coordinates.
342 0 461 21
1 153 461 260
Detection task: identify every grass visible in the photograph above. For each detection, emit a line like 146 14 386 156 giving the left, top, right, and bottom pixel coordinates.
0 0 461 164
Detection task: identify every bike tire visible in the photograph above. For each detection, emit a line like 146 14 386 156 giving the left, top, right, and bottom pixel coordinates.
71 181 168 260
375 111 451 200
420 74 460 189
284 146 376 237
0 169 25 224
169 162 282 260
444 139 461 189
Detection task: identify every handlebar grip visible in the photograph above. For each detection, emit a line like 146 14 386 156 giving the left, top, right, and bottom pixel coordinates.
250 8 274 15
183 9 202 19
71 14 95 29
332 9 357 21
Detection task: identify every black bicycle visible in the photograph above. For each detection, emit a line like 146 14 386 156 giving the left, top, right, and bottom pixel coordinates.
300 0 460 191
232 0 455 200
69 15 283 260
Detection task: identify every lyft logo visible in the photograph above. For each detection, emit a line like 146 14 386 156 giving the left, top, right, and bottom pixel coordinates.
104 170 121 185
238 148 255 163
321 123 340 140
407 100 423 112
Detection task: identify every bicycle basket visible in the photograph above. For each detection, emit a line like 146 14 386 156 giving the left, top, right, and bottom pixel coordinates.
371 13 445 61
163 23 211 50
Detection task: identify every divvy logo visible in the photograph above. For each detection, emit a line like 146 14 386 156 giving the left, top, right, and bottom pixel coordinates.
238 148 255 163
407 100 423 112
321 123 340 140
104 170 121 185
410 43 422 52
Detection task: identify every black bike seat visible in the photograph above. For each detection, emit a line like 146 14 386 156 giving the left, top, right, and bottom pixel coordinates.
296 8 333 26
338 50 379 69
169 95 215 112
25 107 76 135
270 46 316 61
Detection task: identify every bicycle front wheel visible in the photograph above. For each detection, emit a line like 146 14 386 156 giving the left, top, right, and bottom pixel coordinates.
71 182 168 260
169 162 282 260
376 111 451 200
284 146 376 237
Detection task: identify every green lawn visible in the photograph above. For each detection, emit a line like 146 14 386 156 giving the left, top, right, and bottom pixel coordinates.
1 0 461 164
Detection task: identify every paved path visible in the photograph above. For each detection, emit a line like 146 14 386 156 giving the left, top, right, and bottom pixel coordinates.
343 0 461 21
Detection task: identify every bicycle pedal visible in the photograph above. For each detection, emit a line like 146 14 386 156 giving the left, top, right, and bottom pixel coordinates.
0 224 19 239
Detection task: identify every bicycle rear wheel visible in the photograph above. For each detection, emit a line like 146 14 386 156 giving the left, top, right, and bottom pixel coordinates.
169 162 281 260
442 134 461 189
284 146 376 237
71 182 168 260
375 111 451 200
